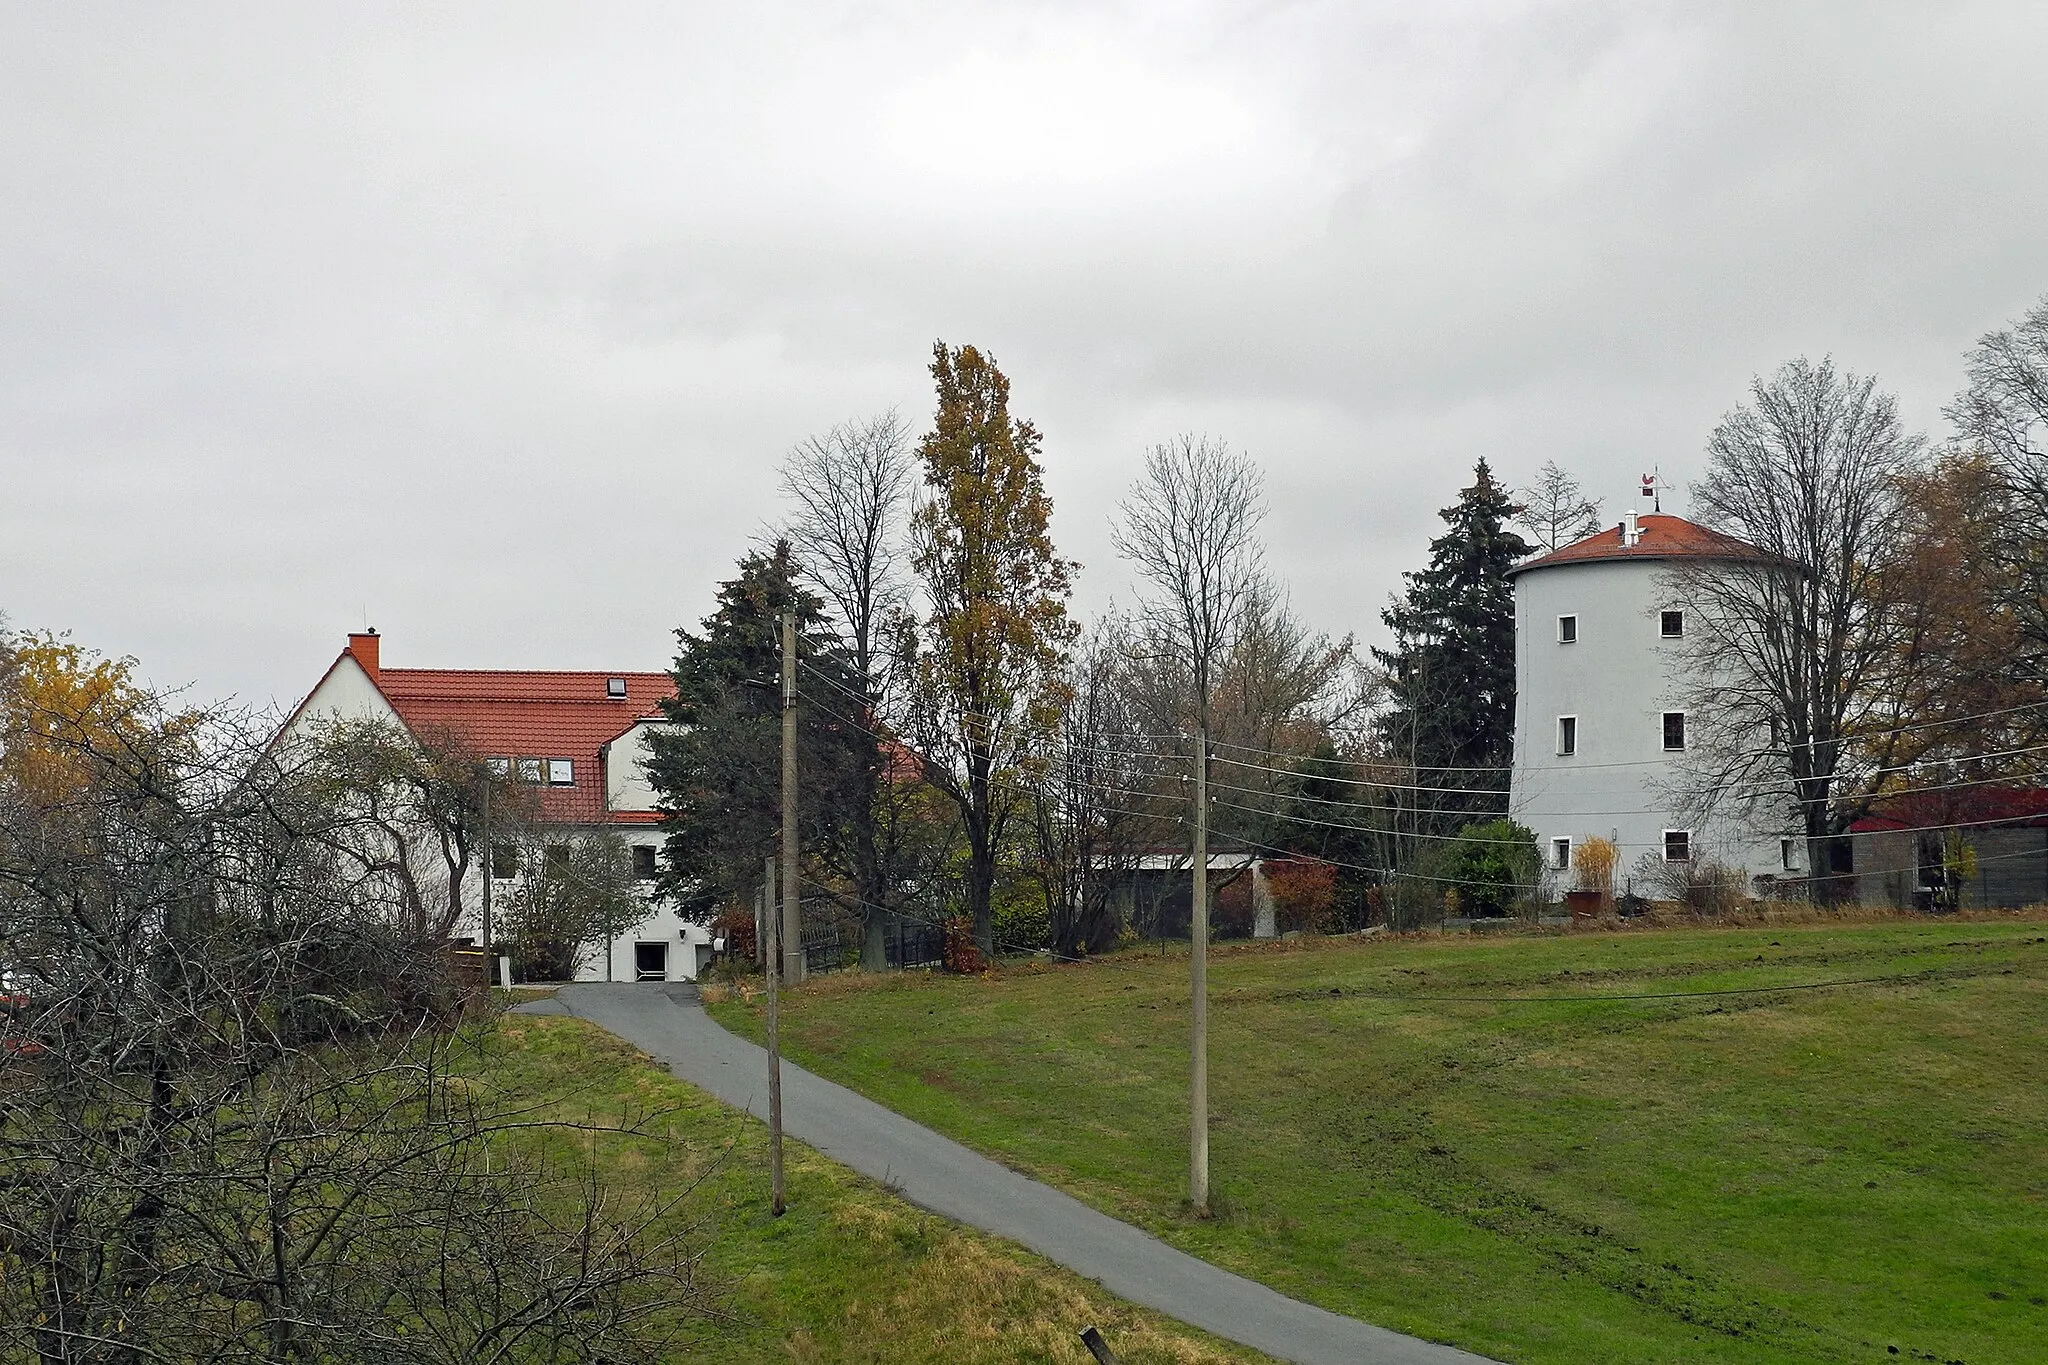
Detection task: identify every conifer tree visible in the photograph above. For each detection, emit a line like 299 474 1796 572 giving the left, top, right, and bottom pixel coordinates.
645 545 869 920
1372 460 1529 829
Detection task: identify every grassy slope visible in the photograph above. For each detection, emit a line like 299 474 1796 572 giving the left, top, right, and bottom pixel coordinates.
485 1012 1278 1365
708 917 2048 1365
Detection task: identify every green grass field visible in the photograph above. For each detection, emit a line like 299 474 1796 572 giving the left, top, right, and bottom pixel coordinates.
707 915 2048 1364
483 1011 1277 1364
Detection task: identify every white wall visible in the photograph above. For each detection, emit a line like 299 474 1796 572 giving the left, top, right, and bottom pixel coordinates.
288 653 403 730
604 721 672 814
1512 558 1792 895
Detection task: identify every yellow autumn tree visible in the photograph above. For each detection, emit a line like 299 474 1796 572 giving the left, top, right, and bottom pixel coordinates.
0 628 197 810
902 342 1078 958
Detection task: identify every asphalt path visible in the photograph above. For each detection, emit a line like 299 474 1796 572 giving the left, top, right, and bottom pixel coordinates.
520 981 1495 1365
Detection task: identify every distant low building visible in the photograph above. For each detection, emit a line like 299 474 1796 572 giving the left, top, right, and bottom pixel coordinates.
282 630 711 982
1508 511 1799 898
1849 787 2048 911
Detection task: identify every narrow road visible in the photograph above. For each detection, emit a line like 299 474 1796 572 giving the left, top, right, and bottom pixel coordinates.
521 982 1495 1365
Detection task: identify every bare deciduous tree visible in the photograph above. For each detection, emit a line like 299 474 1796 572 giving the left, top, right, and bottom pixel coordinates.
1030 615 1176 958
1672 357 1922 902
1945 290 2048 692
776 411 926 970
0 691 708 1363
497 825 641 982
1112 433 1266 1217
296 716 528 945
1514 460 1605 552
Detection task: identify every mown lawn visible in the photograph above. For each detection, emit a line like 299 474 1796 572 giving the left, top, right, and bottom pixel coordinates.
708 915 2048 1364
482 1012 1277 1364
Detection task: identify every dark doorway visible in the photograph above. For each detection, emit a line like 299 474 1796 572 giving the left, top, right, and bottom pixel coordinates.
633 941 668 981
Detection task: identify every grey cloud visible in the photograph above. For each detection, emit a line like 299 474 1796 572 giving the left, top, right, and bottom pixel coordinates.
2 1 2043 707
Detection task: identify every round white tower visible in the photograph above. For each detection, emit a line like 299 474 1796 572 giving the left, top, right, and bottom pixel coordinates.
1508 512 1794 898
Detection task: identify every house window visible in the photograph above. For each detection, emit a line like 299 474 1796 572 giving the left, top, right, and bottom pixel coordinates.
1662 711 1686 751
516 757 544 784
1661 609 1685 638
1557 716 1578 756
1550 837 1571 872
544 844 571 877
607 677 628 698
1558 614 1578 643
485 756 510 779
1827 837 1855 876
547 758 575 786
633 845 658 880
490 842 518 879
1664 830 1692 863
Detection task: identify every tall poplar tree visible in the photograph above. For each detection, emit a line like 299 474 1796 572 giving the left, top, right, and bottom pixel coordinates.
902 342 1077 958
1372 460 1529 830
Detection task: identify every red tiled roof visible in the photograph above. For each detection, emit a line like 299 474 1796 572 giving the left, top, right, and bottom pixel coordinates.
1508 514 1768 577
377 667 675 825
1851 787 2048 832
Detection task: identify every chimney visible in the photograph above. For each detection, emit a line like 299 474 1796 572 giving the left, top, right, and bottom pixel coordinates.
347 628 380 681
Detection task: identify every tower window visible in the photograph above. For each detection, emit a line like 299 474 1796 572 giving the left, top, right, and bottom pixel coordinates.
1661 610 1685 638
1550 837 1571 872
1662 712 1687 751
1664 830 1692 863
1558 614 1578 643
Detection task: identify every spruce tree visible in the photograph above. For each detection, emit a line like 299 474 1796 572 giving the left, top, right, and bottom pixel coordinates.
645 545 870 920
1372 460 1529 829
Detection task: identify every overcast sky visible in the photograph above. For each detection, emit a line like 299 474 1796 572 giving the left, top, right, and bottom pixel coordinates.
4 1 2045 711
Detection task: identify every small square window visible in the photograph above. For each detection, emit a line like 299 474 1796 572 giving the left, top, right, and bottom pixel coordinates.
1664 830 1692 863
547 758 574 786
1550 837 1571 872
516 757 544 784
1662 712 1686 751
1558 614 1578 643
490 842 518 879
633 845 658 880
607 677 628 698
1661 610 1685 638
1557 716 1578 756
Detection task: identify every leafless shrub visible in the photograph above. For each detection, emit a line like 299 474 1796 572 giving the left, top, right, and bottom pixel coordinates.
0 696 710 1363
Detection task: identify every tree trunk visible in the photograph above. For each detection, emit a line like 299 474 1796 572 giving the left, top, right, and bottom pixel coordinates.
860 907 889 971
966 739 996 959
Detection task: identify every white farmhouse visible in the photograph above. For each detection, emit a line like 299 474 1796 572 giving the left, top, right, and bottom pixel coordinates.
1508 512 1797 897
282 630 712 981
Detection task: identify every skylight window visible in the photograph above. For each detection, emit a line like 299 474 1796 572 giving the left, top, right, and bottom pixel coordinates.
547 759 574 786
607 677 628 698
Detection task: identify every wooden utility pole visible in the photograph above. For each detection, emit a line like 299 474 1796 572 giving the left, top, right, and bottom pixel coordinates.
1189 721 1210 1214
781 608 803 987
763 857 784 1215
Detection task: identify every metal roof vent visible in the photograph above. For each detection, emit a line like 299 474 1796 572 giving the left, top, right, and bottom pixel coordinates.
606 677 628 698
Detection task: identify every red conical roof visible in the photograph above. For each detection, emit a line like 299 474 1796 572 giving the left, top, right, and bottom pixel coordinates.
1507 513 1767 577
